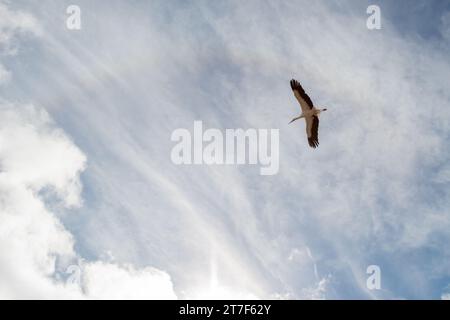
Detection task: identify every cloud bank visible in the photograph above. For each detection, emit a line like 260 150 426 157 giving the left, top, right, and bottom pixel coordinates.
0 3 176 299
0 102 176 299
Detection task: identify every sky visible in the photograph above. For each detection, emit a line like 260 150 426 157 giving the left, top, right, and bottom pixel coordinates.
0 0 450 299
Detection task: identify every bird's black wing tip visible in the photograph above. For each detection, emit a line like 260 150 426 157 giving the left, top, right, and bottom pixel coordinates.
308 138 319 148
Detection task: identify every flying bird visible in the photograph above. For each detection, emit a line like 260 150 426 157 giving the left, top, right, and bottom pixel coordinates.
289 79 327 148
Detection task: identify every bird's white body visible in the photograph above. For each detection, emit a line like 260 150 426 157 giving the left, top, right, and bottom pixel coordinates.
300 108 324 118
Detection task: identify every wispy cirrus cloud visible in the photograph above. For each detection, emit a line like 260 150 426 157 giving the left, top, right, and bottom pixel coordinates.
1 0 450 299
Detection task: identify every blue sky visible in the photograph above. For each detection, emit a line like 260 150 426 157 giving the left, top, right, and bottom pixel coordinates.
1 0 450 299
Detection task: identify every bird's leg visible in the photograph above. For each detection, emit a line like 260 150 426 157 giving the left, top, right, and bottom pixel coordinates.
289 115 304 124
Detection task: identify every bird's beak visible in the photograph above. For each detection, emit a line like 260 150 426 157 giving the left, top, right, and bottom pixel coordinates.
289 118 296 124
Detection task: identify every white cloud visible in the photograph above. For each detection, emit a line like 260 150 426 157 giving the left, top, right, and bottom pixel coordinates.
299 276 331 300
81 261 176 299
0 102 177 299
441 11 450 42
0 103 86 206
0 1 37 85
0 64 10 84
0 1 41 55
0 102 82 299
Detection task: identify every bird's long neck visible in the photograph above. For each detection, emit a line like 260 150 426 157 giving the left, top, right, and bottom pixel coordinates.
289 114 304 124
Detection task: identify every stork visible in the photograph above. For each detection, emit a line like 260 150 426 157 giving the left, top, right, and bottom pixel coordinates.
289 79 327 148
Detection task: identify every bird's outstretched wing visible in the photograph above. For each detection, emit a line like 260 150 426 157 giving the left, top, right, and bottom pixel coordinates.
290 79 313 112
306 115 319 148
